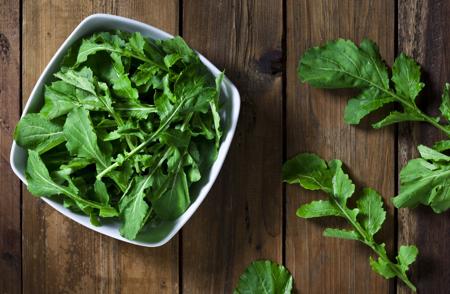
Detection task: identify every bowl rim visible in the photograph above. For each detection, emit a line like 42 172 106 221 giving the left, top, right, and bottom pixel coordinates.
10 13 240 247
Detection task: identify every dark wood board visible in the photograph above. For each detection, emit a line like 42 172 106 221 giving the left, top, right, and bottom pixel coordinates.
0 0 449 293
21 1 179 293
285 0 395 293
181 0 284 292
398 0 450 293
0 0 21 293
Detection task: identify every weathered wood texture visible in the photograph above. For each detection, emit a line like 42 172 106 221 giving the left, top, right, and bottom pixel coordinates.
0 0 21 293
181 0 284 292
1 1 449 293
21 1 179 293
286 0 395 293
398 0 450 293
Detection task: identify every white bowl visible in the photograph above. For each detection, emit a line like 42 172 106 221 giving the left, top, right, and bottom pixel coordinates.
10 14 240 247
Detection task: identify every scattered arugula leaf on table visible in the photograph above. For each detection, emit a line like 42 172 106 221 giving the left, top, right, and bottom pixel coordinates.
297 38 450 212
14 31 223 240
234 260 293 294
283 153 418 291
392 145 450 213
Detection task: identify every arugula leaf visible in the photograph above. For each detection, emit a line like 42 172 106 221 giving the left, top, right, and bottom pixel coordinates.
357 188 386 236
119 176 152 239
151 150 191 220
283 153 418 291
439 83 450 121
391 53 424 102
392 145 450 213
107 52 139 100
298 38 450 136
63 107 109 167
298 38 450 214
26 150 117 216
234 260 293 294
14 113 65 154
323 228 359 240
296 200 343 218
299 39 393 124
16 31 223 240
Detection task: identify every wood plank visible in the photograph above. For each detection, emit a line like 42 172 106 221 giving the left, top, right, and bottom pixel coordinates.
286 0 395 293
181 0 283 292
0 0 21 293
397 1 450 293
22 1 179 293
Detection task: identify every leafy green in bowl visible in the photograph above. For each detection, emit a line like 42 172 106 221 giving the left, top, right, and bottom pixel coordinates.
10 14 240 246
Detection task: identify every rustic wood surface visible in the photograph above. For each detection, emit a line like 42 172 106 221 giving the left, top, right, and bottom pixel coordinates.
0 0 448 293
0 0 21 293
286 0 395 293
397 0 450 293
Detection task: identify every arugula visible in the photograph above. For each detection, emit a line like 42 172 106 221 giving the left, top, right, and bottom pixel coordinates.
283 153 418 291
298 38 450 212
234 260 293 294
392 145 450 213
14 113 66 154
14 31 223 240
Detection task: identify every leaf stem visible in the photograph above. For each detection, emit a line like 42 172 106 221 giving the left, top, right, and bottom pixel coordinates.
376 87 450 137
320 63 450 137
96 100 185 180
330 197 416 292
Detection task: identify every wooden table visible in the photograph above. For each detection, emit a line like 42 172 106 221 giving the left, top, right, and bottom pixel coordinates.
1 0 449 293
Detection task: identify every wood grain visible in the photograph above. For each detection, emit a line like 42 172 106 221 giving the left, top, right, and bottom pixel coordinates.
286 0 395 293
398 0 450 293
181 0 283 292
0 0 21 293
22 1 179 293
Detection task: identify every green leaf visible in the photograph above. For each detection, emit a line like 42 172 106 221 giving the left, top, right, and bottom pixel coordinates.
297 38 450 144
127 32 146 57
369 256 396 279
53 157 94 180
344 88 394 124
284 152 417 291
397 245 418 272
151 167 190 220
372 111 424 128
332 162 355 204
26 150 117 215
114 101 157 119
75 32 117 65
94 179 110 205
439 83 450 121
40 81 78 119
433 139 450 152
417 144 450 162
393 148 450 213
17 31 223 241
298 38 389 89
54 67 97 95
14 113 65 153
296 200 343 218
108 52 139 100
356 188 386 236
158 36 197 64
211 72 224 148
282 153 332 191
392 53 424 101
131 63 159 88
63 108 108 167
298 39 394 125
234 260 293 294
323 228 360 240
119 176 152 240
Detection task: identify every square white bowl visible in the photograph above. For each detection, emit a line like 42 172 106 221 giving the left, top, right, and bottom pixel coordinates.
10 14 240 247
